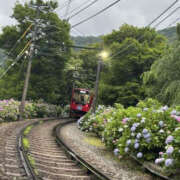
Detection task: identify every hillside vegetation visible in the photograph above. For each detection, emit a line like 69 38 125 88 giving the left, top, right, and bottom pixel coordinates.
158 26 177 42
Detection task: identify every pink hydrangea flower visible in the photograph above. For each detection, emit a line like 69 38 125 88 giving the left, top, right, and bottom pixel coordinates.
171 115 180 123
122 118 129 124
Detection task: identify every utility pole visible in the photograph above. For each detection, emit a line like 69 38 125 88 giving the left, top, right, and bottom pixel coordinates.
92 59 101 113
19 6 40 120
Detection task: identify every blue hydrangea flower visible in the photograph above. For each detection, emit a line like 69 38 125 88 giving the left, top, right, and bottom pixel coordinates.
165 135 174 144
133 123 140 128
135 139 139 143
134 143 139 149
171 110 177 115
166 146 174 155
165 159 173 167
113 148 119 156
124 147 129 153
143 133 151 139
126 139 131 146
142 129 148 134
137 113 141 118
159 121 164 127
141 118 145 123
145 138 151 143
137 152 143 158
131 126 136 132
136 133 142 139
155 158 165 164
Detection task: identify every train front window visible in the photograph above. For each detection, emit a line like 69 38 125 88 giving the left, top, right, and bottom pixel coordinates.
73 90 90 105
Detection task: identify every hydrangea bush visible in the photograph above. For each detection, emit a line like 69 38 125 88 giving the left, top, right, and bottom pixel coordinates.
0 99 62 122
78 98 180 173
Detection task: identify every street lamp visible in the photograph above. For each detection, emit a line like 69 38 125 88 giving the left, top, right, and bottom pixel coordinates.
92 50 109 113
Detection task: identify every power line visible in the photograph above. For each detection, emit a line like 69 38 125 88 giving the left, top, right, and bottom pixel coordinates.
67 0 99 20
72 0 122 28
65 0 91 18
64 0 73 19
168 17 180 26
0 41 31 80
148 0 179 27
154 6 180 28
2 24 32 62
109 1 180 60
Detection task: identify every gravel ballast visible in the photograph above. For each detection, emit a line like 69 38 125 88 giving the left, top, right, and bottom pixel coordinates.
60 122 162 180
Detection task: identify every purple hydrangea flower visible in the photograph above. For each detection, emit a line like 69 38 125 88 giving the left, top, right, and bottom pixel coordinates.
113 148 119 156
142 129 148 134
155 158 165 164
159 121 164 127
133 123 140 128
165 159 173 167
136 133 142 139
134 143 139 149
135 139 139 143
126 139 131 146
124 147 129 153
166 146 174 155
137 152 143 158
165 136 174 144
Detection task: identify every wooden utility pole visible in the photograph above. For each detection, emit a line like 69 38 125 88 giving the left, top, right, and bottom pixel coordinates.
92 60 101 113
19 6 40 120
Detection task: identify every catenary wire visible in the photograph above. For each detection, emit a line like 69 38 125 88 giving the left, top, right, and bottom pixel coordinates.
0 41 31 80
153 6 180 28
109 1 180 60
71 0 122 28
67 0 99 20
2 24 32 63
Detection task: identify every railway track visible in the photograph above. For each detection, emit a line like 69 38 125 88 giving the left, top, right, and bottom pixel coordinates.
20 119 109 180
0 119 44 180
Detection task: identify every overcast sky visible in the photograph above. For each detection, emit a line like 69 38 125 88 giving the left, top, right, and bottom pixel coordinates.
0 0 180 36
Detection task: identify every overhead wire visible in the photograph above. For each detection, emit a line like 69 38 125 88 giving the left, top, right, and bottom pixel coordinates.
108 0 180 60
65 0 91 18
0 40 31 80
71 0 122 28
168 17 180 26
153 6 180 28
64 0 73 19
2 23 33 62
67 0 99 20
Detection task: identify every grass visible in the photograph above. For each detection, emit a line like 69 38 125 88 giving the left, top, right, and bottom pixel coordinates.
23 125 33 136
84 136 105 148
22 137 30 150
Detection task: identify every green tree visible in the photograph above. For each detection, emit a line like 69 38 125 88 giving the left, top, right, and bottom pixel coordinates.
99 24 166 106
143 25 180 105
0 0 72 105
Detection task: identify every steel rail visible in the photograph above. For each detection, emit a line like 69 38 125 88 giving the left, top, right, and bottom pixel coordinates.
53 118 111 180
17 118 57 180
55 118 177 180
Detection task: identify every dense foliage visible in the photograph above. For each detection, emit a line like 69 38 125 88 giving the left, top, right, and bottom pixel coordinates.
143 24 180 106
78 99 180 174
0 0 72 105
98 24 166 107
0 99 62 122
